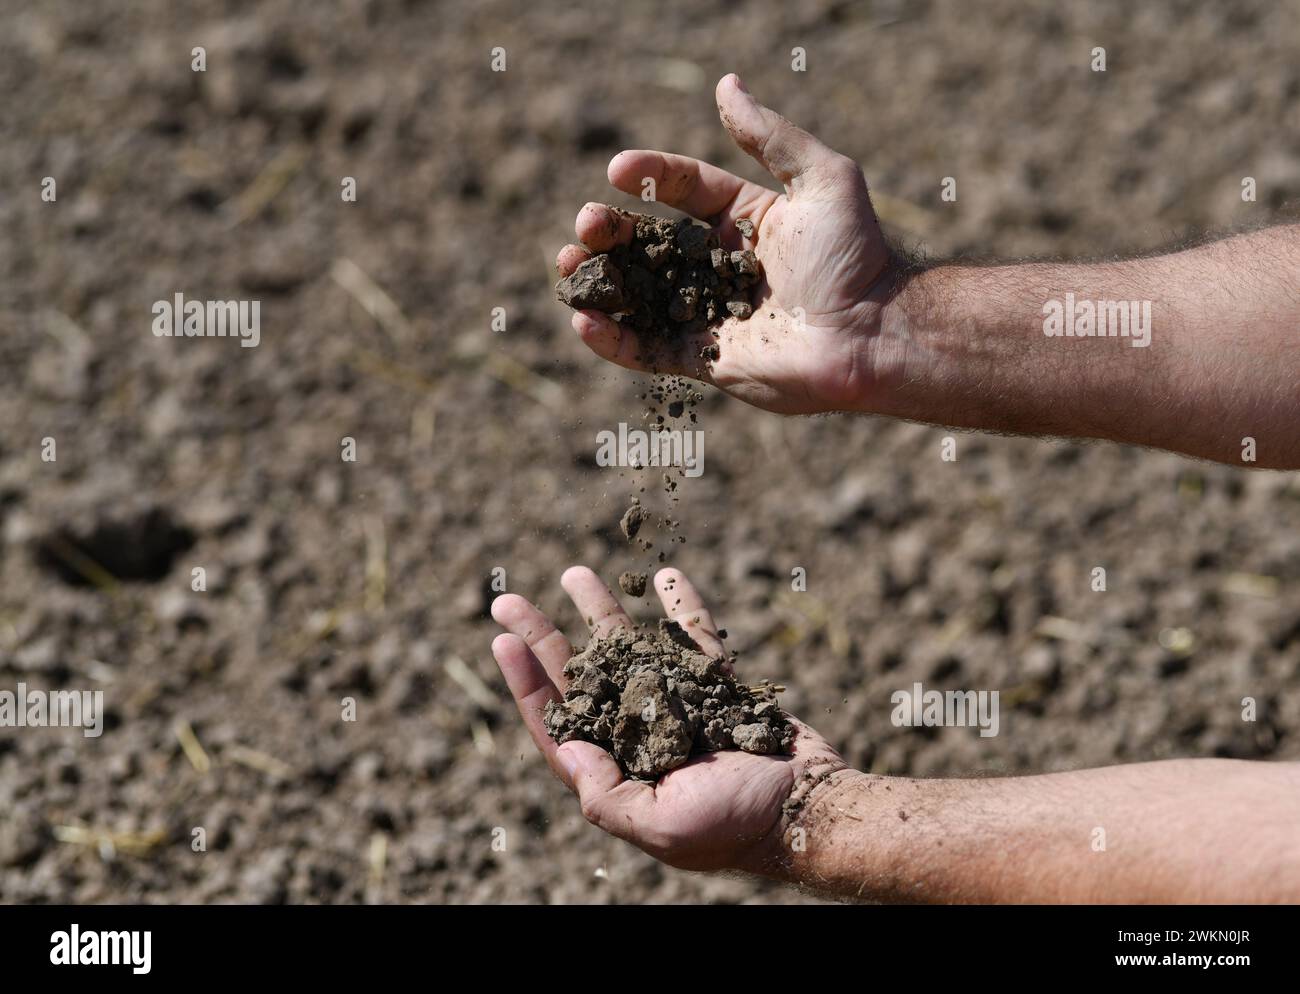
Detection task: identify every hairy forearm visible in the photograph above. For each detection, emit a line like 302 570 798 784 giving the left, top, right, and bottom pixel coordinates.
761 760 1300 903
863 225 1300 469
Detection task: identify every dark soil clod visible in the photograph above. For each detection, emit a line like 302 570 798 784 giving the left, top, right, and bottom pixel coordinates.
555 254 624 312
555 209 763 362
543 620 794 780
619 499 648 540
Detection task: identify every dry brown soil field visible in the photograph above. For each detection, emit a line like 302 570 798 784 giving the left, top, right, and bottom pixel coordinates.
2 0 1299 903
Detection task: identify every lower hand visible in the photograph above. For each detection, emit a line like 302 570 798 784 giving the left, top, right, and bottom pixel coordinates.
490 566 847 873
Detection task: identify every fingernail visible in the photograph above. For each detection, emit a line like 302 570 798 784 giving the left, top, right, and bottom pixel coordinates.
734 74 749 94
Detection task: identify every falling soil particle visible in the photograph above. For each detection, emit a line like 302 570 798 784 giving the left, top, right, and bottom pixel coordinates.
619 499 647 540
544 620 794 779
618 570 648 597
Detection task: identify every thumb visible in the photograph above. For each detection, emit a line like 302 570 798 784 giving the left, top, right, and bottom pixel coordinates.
556 740 658 843
715 72 851 195
556 740 623 805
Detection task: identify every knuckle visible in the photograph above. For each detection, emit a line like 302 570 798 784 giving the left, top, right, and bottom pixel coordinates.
823 153 863 184
578 794 603 825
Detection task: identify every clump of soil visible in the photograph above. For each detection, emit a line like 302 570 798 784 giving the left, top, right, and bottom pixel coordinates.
618 570 648 597
619 499 648 540
544 620 794 780
555 209 763 362
644 374 703 426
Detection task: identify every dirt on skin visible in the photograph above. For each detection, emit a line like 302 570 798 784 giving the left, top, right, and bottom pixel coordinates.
544 620 793 779
555 209 761 365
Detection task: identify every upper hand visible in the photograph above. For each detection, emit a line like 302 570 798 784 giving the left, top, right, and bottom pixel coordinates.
556 73 901 415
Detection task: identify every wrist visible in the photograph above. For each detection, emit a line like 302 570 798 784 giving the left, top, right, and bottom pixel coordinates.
855 258 1177 450
741 767 890 893
844 254 943 420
